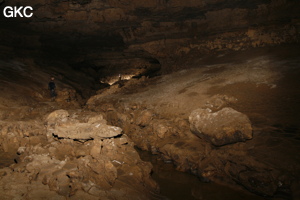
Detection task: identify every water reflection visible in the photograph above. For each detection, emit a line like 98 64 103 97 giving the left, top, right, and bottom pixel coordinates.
137 148 264 200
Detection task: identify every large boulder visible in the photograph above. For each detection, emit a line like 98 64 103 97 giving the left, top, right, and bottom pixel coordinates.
189 107 252 146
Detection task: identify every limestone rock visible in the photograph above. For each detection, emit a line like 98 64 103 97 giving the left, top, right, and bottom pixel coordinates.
152 122 169 139
87 114 106 124
204 94 237 111
46 110 122 140
0 167 12 177
46 109 69 126
53 122 122 140
136 110 153 127
189 107 252 146
56 88 77 103
90 140 103 158
224 161 279 196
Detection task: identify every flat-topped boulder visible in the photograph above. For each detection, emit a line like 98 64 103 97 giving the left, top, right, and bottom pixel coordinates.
54 122 122 140
46 110 122 140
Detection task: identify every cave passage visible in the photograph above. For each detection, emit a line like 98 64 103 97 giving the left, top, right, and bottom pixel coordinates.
0 0 300 199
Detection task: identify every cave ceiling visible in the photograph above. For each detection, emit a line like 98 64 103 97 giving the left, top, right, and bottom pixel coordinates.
0 0 299 77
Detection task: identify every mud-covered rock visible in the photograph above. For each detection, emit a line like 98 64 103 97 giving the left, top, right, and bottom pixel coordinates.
0 125 159 199
223 158 283 196
56 88 77 102
153 122 169 139
204 94 237 111
0 120 45 152
53 122 122 140
46 110 122 140
45 109 69 125
189 107 252 146
136 110 153 127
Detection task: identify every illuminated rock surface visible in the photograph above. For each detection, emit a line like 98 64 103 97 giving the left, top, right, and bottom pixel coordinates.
189 107 253 146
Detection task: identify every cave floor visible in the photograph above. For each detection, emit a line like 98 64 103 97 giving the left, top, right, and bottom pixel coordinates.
88 45 300 199
0 45 300 199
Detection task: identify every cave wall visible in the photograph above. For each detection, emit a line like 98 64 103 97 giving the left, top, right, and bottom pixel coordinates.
0 0 299 76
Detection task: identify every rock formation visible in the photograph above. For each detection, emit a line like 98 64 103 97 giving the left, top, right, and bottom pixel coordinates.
0 0 300 199
189 107 253 146
1 0 299 80
46 110 122 140
85 99 286 197
0 109 160 199
84 50 300 198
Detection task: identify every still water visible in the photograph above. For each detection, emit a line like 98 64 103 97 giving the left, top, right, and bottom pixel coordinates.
137 149 265 200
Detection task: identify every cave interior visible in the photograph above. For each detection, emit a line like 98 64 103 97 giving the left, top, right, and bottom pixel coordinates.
0 0 300 199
